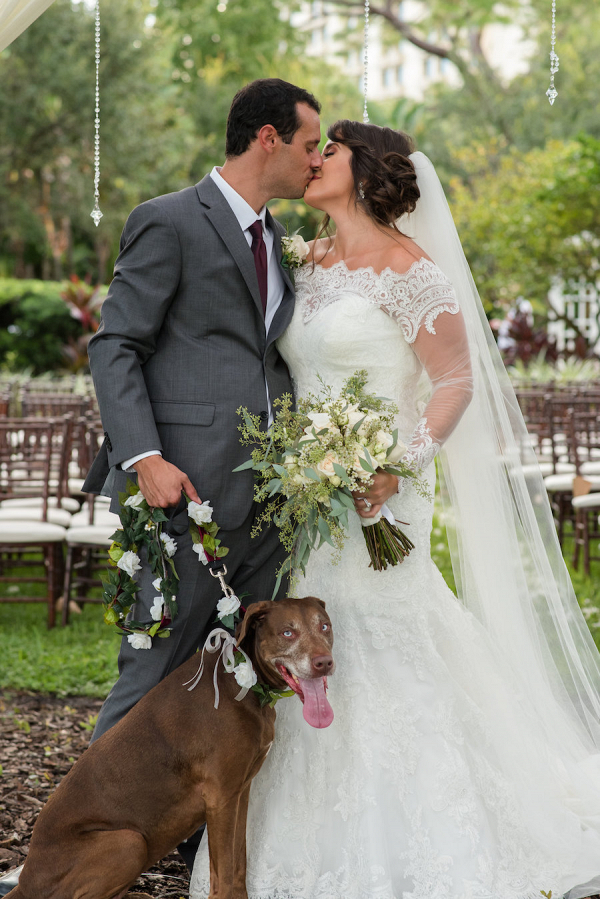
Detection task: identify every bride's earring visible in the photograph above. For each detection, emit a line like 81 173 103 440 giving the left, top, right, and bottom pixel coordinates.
358 182 365 200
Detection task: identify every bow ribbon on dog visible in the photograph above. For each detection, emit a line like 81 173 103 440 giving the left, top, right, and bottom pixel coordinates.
183 628 256 707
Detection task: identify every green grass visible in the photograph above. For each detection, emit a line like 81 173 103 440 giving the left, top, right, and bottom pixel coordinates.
1 515 599 698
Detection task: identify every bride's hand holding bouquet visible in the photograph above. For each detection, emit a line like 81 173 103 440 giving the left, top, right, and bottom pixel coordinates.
235 370 429 597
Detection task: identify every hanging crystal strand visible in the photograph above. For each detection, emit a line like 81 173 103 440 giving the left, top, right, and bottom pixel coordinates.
91 0 103 226
546 0 559 105
362 0 369 123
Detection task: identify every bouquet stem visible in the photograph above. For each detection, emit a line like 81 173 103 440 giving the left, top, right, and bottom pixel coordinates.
362 519 414 571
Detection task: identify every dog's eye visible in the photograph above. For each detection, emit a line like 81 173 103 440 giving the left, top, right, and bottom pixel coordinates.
282 630 294 638
321 623 329 632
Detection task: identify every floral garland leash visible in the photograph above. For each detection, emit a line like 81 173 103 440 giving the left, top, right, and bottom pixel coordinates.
102 479 228 649
102 481 294 707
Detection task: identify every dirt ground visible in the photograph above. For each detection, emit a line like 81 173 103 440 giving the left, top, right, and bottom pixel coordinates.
0 691 189 898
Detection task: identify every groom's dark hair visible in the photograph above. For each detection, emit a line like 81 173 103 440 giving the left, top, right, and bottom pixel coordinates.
226 79 320 157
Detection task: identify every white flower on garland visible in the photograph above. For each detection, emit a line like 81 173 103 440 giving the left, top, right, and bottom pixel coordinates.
116 550 142 578
188 500 214 525
233 659 258 689
124 491 146 509
192 542 209 564
150 596 164 621
217 593 241 619
152 577 163 594
160 533 178 558
127 632 152 650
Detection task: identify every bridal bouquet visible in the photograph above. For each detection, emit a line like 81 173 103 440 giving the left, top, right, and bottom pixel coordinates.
235 371 426 596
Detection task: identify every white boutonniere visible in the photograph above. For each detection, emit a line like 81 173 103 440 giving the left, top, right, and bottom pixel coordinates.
281 230 309 271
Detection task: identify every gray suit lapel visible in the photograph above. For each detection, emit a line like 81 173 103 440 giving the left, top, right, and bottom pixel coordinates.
266 210 296 347
195 176 264 318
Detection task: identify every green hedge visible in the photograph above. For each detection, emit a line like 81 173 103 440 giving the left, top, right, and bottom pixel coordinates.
0 279 84 375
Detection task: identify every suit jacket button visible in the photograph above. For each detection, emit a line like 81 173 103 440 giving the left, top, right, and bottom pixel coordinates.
104 431 113 452
259 411 268 422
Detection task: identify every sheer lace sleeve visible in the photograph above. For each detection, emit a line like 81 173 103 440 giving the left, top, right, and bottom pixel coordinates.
401 309 473 476
381 261 473 480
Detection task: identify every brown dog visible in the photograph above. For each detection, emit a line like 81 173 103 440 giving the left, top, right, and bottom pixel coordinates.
7 596 334 899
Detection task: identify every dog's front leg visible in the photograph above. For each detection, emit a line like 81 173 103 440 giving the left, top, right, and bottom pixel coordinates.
206 793 249 899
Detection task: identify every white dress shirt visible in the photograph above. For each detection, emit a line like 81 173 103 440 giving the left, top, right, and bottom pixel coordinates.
123 167 285 472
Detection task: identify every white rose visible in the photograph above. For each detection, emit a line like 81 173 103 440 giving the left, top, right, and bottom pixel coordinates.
373 430 394 453
116 550 142 578
347 408 365 429
127 632 152 650
188 500 213 525
387 438 408 464
316 451 340 481
124 491 146 509
160 532 178 558
307 412 333 431
150 596 164 621
217 594 241 618
285 234 310 261
152 577 163 593
192 542 208 564
234 660 258 689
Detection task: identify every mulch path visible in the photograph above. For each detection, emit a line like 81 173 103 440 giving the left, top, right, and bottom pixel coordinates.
0 691 189 898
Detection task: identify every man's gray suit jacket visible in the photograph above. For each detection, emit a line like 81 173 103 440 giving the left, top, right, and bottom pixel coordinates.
84 174 295 531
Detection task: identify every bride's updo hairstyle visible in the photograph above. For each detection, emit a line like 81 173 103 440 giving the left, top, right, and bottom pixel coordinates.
329 120 419 226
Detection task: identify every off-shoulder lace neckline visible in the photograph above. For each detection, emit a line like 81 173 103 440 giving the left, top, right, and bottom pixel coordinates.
303 256 435 280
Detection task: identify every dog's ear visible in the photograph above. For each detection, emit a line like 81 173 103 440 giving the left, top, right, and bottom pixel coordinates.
236 601 273 647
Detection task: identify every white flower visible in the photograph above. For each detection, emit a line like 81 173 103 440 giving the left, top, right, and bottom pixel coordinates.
127 632 152 650
233 660 257 689
216 593 241 618
188 500 213 526
152 577 163 593
160 532 177 558
307 411 333 431
316 451 341 481
387 438 408 464
116 551 142 578
192 542 208 564
282 234 309 266
372 430 394 454
124 491 146 509
150 597 164 621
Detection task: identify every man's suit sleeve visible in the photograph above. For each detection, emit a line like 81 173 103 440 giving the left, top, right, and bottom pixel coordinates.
88 200 182 469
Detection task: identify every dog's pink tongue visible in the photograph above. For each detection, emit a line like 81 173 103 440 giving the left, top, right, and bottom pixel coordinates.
298 677 334 728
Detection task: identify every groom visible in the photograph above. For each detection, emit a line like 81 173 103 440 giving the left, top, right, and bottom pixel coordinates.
83 78 321 861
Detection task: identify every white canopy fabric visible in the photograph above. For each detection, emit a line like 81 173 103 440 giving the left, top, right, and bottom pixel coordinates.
0 0 56 53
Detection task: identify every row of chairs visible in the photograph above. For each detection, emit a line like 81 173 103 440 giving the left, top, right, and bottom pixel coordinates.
515 385 600 573
0 415 118 627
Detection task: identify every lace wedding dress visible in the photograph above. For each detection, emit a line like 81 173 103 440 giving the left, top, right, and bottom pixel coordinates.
190 259 600 899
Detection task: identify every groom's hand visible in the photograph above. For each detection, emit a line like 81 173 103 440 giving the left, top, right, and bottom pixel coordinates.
133 455 201 508
353 470 399 519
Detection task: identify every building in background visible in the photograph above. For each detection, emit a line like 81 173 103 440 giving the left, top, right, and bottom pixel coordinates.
291 1 535 102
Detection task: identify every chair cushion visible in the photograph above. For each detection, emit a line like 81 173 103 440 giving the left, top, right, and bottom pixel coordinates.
572 493 600 509
66 525 117 545
0 507 72 528
0 521 66 542
69 510 121 528
0 496 80 513
544 474 600 492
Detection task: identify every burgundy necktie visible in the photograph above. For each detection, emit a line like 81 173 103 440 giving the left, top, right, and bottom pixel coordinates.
249 220 268 318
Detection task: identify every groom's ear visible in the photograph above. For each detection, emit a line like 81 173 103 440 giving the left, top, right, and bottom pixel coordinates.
236 601 273 647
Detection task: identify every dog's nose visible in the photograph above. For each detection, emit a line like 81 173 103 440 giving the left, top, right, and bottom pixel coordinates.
311 654 334 674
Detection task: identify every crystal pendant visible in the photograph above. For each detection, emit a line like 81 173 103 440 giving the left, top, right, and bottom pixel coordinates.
91 202 103 226
546 86 558 105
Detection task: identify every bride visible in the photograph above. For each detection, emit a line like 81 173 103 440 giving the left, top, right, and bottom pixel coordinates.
191 121 600 899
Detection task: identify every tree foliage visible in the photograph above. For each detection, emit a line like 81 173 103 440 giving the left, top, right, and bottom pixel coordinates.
448 135 600 315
